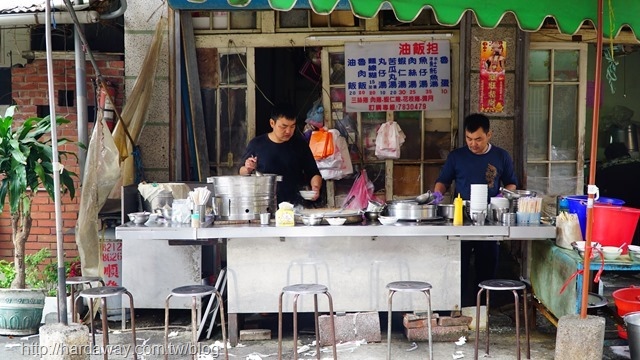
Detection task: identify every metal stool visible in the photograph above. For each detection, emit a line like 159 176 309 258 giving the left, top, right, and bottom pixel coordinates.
164 285 228 360
386 281 433 360
277 283 337 360
67 276 105 324
75 286 137 360
474 279 530 360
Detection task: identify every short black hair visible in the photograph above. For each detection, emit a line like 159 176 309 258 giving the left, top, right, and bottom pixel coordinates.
270 103 297 121
464 114 490 133
604 142 629 161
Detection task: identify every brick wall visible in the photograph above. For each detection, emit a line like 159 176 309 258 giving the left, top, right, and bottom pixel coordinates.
0 56 124 265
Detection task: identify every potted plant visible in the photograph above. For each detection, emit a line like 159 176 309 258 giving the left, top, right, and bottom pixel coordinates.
0 106 77 335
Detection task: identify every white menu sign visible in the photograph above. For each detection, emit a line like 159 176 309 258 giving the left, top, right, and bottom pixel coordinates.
345 40 451 112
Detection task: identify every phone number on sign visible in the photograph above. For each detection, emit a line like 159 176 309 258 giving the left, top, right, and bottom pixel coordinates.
395 103 427 111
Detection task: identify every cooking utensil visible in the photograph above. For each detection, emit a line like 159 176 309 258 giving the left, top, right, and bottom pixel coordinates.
331 195 355 214
415 191 433 204
386 201 438 220
438 204 455 220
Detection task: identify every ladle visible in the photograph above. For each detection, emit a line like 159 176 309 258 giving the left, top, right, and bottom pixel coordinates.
415 191 433 204
619 242 627 251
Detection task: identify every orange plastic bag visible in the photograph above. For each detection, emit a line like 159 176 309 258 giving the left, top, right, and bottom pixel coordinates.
309 128 335 160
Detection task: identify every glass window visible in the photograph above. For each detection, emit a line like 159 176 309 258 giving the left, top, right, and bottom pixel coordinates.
528 50 550 82
526 45 585 195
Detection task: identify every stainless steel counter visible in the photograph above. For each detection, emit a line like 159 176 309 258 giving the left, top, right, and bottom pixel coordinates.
116 220 554 345
116 220 555 240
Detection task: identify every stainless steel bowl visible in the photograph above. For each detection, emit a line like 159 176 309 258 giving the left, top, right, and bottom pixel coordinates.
364 211 381 221
438 204 455 220
301 215 323 226
128 211 150 224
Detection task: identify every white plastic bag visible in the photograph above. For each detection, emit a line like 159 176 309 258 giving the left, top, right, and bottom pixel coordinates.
317 129 353 180
556 212 583 249
375 121 405 159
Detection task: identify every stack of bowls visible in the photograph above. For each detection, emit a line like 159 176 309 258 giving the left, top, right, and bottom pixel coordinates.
470 184 488 218
628 245 640 262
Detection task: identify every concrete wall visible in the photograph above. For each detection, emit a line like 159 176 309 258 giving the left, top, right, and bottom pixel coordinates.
124 0 172 182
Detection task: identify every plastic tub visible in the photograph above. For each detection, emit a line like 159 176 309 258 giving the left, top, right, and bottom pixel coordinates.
613 287 640 339
592 205 640 253
564 195 625 238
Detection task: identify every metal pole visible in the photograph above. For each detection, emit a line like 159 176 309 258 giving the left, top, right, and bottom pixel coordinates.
75 24 88 182
580 0 604 319
45 0 68 325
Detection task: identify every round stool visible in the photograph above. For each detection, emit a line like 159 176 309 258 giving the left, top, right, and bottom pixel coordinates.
474 279 530 360
164 285 228 360
66 276 105 324
386 281 433 360
277 283 337 360
75 286 137 360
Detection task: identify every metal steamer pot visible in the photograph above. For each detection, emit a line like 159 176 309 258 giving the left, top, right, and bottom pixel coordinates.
209 174 280 220
385 200 438 221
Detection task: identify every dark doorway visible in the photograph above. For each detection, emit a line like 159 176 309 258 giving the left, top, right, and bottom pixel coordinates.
254 47 322 136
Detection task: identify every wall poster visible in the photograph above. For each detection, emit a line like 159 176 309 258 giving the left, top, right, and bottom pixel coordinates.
479 40 507 113
345 40 451 112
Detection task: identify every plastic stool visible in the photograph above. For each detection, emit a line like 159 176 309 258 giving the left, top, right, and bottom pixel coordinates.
164 285 228 360
76 286 137 360
386 281 433 360
277 283 337 360
474 279 530 360
67 276 105 324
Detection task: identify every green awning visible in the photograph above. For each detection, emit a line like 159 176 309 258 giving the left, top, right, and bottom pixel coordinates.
217 0 639 41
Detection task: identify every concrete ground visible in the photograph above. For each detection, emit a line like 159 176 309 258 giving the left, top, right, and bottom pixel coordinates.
0 306 633 360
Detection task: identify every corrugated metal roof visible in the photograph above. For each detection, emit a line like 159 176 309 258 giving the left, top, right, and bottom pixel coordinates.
0 0 92 14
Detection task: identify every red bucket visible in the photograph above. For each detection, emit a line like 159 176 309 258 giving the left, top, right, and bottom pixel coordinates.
591 205 640 253
613 287 640 339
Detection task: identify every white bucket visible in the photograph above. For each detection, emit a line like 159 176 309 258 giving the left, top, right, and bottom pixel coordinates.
213 12 228 29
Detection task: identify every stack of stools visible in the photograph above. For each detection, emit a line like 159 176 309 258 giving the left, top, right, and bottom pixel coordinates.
277 283 337 360
474 279 530 360
386 281 433 360
66 276 105 324
75 286 137 360
164 285 228 360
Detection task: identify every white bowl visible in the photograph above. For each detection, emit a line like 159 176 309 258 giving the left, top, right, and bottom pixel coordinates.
326 217 346 226
601 246 622 261
299 190 316 200
378 216 398 225
571 241 602 260
628 245 640 262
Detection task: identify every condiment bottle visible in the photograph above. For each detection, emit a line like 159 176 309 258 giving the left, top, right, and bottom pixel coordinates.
453 193 464 226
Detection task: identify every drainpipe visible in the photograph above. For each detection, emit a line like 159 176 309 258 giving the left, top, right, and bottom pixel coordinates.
100 0 127 20
75 24 88 182
0 11 99 25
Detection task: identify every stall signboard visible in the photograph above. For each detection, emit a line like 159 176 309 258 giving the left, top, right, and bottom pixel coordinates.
479 40 507 113
345 40 451 112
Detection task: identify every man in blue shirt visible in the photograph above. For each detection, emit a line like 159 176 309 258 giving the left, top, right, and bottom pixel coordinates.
434 113 518 306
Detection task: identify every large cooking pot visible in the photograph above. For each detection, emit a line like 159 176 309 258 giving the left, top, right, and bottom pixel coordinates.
386 200 438 220
209 174 279 220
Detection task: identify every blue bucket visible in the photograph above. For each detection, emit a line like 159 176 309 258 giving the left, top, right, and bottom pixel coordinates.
565 195 625 238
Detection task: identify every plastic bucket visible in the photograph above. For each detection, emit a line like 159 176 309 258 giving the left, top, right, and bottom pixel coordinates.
565 196 625 238
613 288 640 339
625 312 640 360
592 205 640 252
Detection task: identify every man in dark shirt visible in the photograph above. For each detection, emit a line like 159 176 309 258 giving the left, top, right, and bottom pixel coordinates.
239 103 322 204
434 113 518 306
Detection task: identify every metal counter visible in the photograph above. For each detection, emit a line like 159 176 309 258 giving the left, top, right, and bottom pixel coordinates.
116 220 555 240
116 220 554 345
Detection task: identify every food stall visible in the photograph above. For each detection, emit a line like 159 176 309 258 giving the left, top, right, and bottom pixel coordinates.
116 204 554 344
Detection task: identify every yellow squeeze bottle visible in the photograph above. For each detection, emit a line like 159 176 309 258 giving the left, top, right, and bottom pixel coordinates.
453 194 463 226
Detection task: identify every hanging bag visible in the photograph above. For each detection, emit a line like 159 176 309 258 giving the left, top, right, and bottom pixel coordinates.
375 121 405 159
309 127 335 160
343 169 374 210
